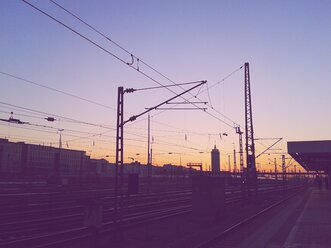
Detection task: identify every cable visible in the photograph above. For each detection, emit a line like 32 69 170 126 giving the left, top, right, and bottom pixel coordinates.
128 65 245 129
0 122 57 135
125 131 202 152
148 65 245 128
0 101 116 130
206 83 213 109
0 109 42 120
0 71 117 111
24 0 240 128
0 102 214 149
133 80 204 91
18 1 247 159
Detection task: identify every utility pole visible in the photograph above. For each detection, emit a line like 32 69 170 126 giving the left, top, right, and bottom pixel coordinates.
282 154 286 180
228 154 231 172
233 143 237 172
281 154 286 193
114 86 125 239
114 81 206 237
235 126 244 173
282 155 286 177
115 86 124 192
274 158 278 182
147 113 151 165
54 128 64 177
147 113 152 192
244 62 257 199
59 129 63 149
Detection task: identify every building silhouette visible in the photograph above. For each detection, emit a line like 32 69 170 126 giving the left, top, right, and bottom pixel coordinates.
211 145 220 172
0 138 89 176
0 138 198 178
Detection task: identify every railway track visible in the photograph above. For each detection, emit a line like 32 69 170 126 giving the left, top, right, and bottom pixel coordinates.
0 182 307 248
195 186 309 248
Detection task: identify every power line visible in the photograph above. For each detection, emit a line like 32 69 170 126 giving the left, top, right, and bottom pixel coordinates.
0 121 113 141
124 81 206 124
149 66 245 127
125 131 202 152
0 106 219 154
49 0 197 93
0 102 223 143
133 81 204 91
130 65 244 129
0 101 116 130
0 102 212 137
23 0 240 128
18 0 247 156
0 71 117 111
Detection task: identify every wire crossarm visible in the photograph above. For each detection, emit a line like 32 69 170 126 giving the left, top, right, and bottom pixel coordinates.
123 80 206 125
255 138 283 159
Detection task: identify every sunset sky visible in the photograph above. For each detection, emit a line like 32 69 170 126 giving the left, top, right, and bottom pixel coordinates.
1 0 330 171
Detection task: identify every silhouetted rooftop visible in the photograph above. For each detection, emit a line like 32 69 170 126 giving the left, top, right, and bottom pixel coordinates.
288 140 331 172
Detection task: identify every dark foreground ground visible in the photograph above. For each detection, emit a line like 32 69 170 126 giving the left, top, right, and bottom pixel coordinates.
102 188 319 248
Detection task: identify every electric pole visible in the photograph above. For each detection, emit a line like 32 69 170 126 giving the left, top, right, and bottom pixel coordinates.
147 113 152 192
235 126 244 173
274 158 278 182
233 143 237 172
244 62 257 199
228 154 231 172
114 81 206 237
282 154 286 192
114 86 128 239
147 113 151 165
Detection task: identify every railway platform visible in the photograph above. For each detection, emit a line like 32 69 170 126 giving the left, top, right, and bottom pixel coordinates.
284 188 331 248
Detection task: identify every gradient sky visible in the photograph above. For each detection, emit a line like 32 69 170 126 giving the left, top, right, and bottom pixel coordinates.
1 0 330 171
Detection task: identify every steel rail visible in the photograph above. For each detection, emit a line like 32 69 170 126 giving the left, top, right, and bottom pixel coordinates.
0 183 307 247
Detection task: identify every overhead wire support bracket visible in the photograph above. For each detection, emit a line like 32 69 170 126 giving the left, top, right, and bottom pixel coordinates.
114 80 205 234
155 108 207 111
255 138 283 159
166 101 207 105
133 80 205 92
25 0 242 128
123 80 207 125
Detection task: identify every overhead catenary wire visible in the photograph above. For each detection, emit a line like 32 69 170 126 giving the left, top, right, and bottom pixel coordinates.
1 127 207 163
0 67 242 132
125 130 203 152
0 99 216 136
0 101 231 141
132 80 205 92
15 1 256 160
0 121 113 141
0 106 206 146
0 71 117 111
1 121 205 154
206 83 213 109
0 101 239 156
0 109 56 122
15 118 208 153
133 66 245 129
23 0 241 129
21 1 193 101
0 101 116 131
124 81 206 124
49 0 243 128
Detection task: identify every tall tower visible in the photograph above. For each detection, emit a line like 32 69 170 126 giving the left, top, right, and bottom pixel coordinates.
244 62 257 193
211 145 220 172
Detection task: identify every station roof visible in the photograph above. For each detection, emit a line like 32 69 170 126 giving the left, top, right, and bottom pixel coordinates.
287 140 331 172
